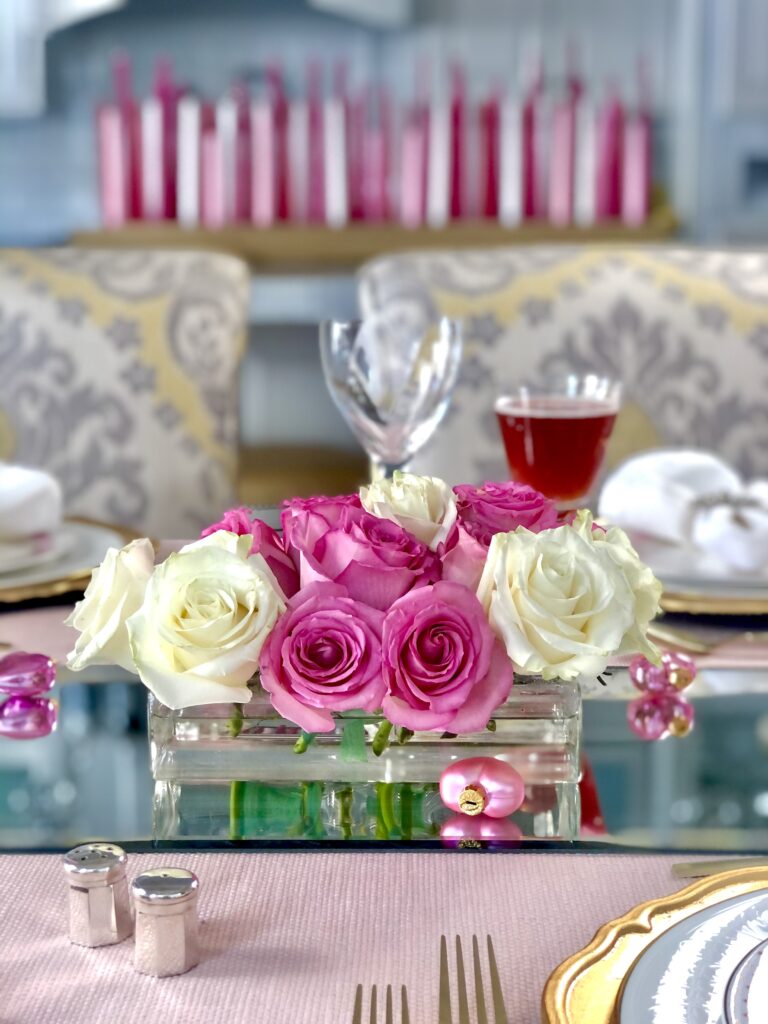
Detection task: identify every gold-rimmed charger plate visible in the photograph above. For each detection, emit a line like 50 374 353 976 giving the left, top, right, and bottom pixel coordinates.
541 865 768 1023
0 517 140 603
660 590 768 616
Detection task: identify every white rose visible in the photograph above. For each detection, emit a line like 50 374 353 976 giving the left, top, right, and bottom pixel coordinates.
571 510 662 662
360 471 457 550
476 518 656 681
66 538 155 672
126 531 285 709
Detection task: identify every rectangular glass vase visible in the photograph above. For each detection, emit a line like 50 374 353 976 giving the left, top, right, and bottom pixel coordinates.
149 678 582 842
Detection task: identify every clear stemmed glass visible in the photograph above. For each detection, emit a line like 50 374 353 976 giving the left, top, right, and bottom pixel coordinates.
320 316 463 479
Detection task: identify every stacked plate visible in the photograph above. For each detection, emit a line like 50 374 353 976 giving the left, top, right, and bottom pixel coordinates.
631 534 768 615
0 520 136 602
620 888 768 1023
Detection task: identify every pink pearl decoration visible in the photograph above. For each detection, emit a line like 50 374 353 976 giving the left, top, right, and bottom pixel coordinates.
440 814 523 844
0 652 56 696
439 756 525 819
0 695 58 740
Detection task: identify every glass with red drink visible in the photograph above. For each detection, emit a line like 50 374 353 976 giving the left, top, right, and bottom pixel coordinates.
495 375 622 507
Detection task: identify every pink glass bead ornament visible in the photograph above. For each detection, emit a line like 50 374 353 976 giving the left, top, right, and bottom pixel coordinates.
439 756 525 819
0 695 58 739
627 693 694 741
0 651 56 696
440 813 523 845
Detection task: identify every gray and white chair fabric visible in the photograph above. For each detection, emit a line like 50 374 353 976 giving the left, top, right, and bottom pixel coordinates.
0 248 250 535
358 247 768 485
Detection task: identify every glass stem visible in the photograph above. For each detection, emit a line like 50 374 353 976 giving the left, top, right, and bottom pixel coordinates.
370 456 408 481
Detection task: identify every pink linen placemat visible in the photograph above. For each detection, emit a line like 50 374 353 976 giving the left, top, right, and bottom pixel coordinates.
1 851 695 1024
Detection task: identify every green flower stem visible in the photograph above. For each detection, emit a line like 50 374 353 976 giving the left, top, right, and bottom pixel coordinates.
338 786 353 839
397 727 414 745
372 720 393 757
294 731 316 754
229 780 245 840
400 783 413 840
228 705 244 738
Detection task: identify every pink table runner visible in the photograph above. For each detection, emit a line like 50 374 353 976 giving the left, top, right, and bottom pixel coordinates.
2 851 695 1023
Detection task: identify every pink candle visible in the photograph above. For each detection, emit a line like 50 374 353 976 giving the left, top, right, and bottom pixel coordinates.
200 127 225 228
96 103 127 228
622 112 651 225
251 98 275 227
306 59 325 224
112 52 142 220
596 86 625 219
479 94 500 219
449 63 466 220
152 56 178 220
140 97 164 221
400 112 426 228
548 95 576 225
266 63 289 222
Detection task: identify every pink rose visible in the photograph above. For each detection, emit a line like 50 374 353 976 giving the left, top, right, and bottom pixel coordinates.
201 507 299 597
453 482 557 546
381 581 513 733
281 493 361 533
258 582 384 733
283 503 441 612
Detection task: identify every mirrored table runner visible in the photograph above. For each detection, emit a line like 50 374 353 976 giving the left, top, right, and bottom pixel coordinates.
5 673 768 851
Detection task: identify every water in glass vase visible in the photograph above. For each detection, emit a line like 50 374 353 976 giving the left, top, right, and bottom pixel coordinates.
149 679 582 842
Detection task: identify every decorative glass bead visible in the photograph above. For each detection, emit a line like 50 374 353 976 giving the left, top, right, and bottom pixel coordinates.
627 695 669 741
0 694 57 739
439 756 525 818
440 813 523 844
0 652 55 696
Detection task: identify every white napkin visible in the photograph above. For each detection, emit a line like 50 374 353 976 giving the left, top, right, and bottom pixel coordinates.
0 464 62 541
598 449 768 574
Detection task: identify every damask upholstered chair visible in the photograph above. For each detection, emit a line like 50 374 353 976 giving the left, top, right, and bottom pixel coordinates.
358 247 768 485
0 248 249 536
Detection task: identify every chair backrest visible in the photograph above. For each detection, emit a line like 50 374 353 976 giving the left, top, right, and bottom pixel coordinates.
358 246 768 485
0 248 249 536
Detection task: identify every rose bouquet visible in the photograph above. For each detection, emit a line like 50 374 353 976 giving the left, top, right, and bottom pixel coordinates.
66 474 662 752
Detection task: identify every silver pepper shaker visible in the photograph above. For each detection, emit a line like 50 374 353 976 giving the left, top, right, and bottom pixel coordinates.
63 843 133 947
132 867 200 977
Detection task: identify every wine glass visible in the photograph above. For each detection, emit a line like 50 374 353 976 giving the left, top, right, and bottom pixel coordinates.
495 373 622 508
320 316 463 479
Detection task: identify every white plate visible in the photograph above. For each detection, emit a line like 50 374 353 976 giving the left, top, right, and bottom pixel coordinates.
724 938 768 1023
620 888 768 1024
631 534 768 597
0 529 75 575
0 520 133 601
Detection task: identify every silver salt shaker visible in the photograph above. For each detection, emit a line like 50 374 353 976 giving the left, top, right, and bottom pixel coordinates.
63 843 133 947
132 867 200 977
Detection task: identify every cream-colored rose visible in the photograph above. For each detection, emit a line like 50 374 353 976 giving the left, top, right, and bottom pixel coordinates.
571 510 662 662
476 517 659 681
360 471 457 550
66 538 155 672
126 531 285 709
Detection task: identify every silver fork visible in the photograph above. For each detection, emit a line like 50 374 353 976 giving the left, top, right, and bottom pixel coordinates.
351 983 411 1024
439 935 508 1024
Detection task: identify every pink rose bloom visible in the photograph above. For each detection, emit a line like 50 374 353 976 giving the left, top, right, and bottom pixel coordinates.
381 580 513 733
281 493 361 534
259 582 384 733
201 507 299 597
453 481 557 546
283 503 441 612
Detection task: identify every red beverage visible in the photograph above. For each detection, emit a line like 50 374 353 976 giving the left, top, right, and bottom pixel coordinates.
495 395 618 502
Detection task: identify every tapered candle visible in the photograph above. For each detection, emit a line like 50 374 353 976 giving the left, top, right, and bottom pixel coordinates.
251 98 275 227
112 52 142 220
177 96 201 228
306 60 325 224
140 97 164 221
548 93 576 225
499 95 523 227
200 127 225 228
324 98 348 228
96 104 127 227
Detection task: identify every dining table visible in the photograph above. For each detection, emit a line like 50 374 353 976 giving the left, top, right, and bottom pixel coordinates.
3 545 768 1024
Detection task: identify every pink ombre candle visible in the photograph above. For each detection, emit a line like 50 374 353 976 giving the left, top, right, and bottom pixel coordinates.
306 60 325 224
449 63 466 220
96 104 127 228
622 112 651 225
266 63 289 222
152 56 178 220
548 96 576 226
251 98 275 227
479 94 500 219
140 96 164 221
596 86 625 219
400 113 426 228
112 52 142 220
200 127 225 228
